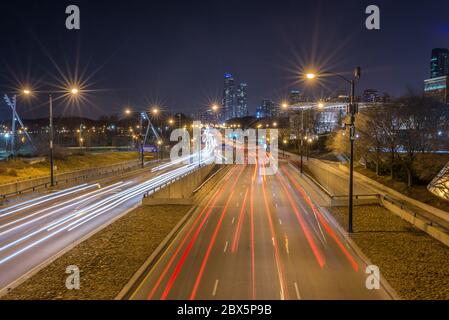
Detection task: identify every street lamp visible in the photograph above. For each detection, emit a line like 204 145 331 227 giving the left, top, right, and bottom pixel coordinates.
306 73 316 80
305 67 361 233
23 87 80 187
124 107 148 169
157 140 163 160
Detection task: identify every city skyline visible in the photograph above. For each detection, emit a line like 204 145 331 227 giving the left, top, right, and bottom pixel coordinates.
1 0 449 120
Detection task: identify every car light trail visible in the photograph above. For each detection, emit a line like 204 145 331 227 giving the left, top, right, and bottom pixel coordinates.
0 183 99 218
0 182 130 253
276 173 326 269
0 156 215 266
0 182 125 236
281 166 359 272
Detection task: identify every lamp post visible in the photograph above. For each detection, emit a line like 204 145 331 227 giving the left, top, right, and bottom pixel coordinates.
49 94 54 186
124 108 151 169
305 67 361 233
23 88 80 187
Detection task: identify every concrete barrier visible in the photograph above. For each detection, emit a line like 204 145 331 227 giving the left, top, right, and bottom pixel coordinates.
381 198 449 247
142 164 217 206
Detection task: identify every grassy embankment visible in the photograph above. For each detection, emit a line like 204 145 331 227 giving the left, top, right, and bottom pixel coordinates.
0 152 140 185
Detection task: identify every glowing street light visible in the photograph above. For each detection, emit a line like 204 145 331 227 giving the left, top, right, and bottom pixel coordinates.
306 73 316 80
22 89 31 95
71 88 79 95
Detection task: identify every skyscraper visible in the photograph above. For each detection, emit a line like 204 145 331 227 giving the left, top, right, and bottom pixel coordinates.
222 73 236 120
288 90 306 105
362 89 380 103
431 48 449 78
236 83 248 118
256 99 276 118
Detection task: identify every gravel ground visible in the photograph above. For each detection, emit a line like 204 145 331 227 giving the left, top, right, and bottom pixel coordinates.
329 205 449 300
1 205 191 300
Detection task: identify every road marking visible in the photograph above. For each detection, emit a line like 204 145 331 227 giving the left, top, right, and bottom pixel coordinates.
294 282 301 300
272 237 275 246
212 280 219 297
279 219 282 225
224 241 229 253
275 203 278 209
236 202 239 207
231 217 235 225
284 234 289 255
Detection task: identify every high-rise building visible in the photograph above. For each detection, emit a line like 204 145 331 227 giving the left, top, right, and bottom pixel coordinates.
256 99 276 118
362 89 380 103
288 90 306 105
236 83 248 118
222 73 236 120
431 48 449 78
424 76 449 104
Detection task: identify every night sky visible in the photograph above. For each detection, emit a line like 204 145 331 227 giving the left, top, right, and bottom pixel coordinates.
1 0 449 119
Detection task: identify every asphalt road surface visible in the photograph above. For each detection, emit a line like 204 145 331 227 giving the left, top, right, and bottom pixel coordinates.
130 161 393 300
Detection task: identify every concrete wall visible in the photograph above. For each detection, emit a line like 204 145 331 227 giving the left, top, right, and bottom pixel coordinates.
0 160 141 199
142 164 218 206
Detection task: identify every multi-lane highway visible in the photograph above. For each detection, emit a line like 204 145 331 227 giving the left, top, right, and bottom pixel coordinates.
0 130 219 292
130 161 393 300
